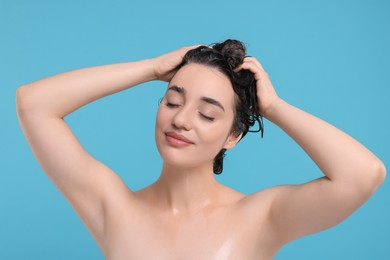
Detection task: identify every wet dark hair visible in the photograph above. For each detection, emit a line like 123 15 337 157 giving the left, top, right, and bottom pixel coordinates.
173 39 264 174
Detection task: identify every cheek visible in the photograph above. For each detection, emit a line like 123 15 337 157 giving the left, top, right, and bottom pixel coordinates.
155 107 167 140
155 106 170 128
155 108 167 157
198 120 232 150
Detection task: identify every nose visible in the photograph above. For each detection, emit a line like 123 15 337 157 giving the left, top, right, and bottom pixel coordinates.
171 106 192 131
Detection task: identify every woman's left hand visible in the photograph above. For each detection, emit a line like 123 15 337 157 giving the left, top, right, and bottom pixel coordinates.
234 57 280 118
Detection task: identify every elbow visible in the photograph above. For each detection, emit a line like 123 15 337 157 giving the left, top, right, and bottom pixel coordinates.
16 86 27 113
16 84 34 114
349 159 386 199
373 159 386 185
366 159 386 193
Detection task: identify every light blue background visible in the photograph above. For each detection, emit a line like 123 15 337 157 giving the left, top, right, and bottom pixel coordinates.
1 0 389 259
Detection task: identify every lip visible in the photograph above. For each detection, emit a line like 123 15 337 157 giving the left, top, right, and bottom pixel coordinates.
165 131 194 147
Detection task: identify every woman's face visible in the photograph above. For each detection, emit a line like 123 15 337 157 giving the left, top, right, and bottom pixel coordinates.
155 63 240 170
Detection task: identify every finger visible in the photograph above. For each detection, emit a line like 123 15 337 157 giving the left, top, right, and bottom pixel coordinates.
233 65 242 72
235 59 260 72
234 60 257 72
243 58 268 76
178 44 207 57
237 61 268 81
234 57 261 71
243 56 266 71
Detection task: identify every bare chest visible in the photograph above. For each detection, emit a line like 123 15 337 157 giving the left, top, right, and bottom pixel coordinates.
103 205 278 260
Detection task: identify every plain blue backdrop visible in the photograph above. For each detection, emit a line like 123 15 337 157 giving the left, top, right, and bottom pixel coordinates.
1 0 389 259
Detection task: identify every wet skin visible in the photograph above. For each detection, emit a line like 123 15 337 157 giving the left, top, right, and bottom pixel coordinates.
16 47 385 260
102 184 279 260
100 64 280 259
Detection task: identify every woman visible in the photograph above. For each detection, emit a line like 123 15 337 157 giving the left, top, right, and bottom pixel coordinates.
16 39 386 259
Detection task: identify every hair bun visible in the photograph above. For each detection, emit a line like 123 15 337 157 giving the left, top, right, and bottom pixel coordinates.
212 39 246 69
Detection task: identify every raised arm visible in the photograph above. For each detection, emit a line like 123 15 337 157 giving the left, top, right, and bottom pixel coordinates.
236 57 386 245
16 45 199 252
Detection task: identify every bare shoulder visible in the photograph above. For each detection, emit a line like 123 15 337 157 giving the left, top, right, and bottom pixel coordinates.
218 183 247 204
237 184 286 210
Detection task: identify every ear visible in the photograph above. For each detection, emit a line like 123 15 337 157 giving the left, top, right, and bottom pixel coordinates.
223 131 243 150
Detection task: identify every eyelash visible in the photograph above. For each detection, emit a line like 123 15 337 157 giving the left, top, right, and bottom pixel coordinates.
165 102 215 122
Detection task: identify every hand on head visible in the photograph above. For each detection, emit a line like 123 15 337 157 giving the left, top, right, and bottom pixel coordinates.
152 40 280 121
152 44 206 82
234 56 279 118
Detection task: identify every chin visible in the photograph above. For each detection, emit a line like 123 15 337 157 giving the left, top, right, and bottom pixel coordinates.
157 144 191 167
155 142 199 170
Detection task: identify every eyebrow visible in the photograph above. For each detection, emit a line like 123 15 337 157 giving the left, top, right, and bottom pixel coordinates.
168 85 225 112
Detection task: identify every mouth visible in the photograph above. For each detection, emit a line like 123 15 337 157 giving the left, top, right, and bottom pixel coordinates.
165 131 194 147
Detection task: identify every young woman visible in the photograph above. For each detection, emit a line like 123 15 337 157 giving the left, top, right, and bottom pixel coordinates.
16 39 386 259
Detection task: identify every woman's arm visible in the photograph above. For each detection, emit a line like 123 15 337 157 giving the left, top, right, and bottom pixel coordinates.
266 98 385 186
17 44 201 117
17 59 156 117
16 59 158 252
236 57 386 245
16 45 199 253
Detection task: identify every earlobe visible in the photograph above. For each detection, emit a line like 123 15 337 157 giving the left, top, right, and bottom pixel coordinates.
223 131 243 150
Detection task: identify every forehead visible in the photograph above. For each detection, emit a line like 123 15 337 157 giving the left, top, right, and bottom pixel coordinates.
168 63 235 106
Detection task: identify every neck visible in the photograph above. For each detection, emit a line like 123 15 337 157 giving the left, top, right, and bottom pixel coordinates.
152 162 221 214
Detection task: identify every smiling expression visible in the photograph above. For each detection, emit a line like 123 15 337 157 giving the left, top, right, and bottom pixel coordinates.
155 63 241 170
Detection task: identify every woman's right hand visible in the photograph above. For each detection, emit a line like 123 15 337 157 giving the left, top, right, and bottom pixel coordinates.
151 44 204 82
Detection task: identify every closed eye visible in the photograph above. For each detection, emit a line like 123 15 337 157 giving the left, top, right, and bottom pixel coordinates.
199 113 214 121
166 102 180 108
166 102 214 121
